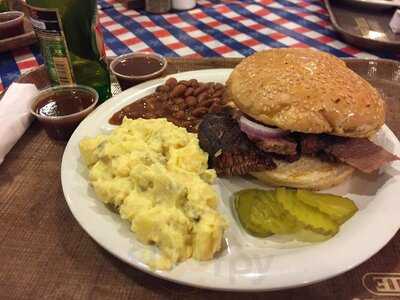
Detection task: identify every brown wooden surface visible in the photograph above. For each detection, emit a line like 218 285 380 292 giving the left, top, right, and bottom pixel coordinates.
1 57 400 299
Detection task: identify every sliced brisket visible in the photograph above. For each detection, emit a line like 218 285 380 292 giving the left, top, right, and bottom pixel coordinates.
198 110 398 175
198 110 276 176
299 134 333 155
214 149 276 176
254 137 298 156
272 153 301 163
298 134 397 172
325 138 399 173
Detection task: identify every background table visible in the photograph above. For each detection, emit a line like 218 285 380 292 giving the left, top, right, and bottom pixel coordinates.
0 0 398 93
0 57 399 299
1 0 400 298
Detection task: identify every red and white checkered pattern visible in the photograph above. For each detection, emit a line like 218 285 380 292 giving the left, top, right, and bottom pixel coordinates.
100 0 377 58
0 0 389 93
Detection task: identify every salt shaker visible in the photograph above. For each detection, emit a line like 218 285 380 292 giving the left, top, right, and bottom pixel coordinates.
145 0 171 14
172 0 196 10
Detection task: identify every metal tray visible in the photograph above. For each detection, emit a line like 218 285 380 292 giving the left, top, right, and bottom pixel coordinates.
341 0 400 9
324 0 400 53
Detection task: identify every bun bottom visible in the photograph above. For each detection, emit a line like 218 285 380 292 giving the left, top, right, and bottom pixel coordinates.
251 156 354 191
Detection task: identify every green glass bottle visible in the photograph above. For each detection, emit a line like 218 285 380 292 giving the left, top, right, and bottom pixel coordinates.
0 0 9 12
26 0 111 102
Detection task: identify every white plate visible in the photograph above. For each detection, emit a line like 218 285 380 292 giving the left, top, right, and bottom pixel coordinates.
61 69 400 291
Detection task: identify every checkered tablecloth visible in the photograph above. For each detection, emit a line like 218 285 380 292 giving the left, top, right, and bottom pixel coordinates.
0 0 396 93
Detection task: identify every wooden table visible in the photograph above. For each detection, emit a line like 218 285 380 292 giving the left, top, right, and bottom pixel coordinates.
1 58 399 299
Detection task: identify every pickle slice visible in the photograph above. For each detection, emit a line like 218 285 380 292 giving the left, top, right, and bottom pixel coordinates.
276 188 339 236
247 201 274 236
293 228 332 243
234 190 272 237
296 190 358 224
234 189 298 236
251 196 298 234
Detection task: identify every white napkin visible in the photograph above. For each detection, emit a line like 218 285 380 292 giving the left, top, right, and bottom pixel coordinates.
0 83 39 165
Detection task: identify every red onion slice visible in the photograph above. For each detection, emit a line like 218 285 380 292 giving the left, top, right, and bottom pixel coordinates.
239 115 288 139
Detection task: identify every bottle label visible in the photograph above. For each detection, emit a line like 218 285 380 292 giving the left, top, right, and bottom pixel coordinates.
26 5 75 85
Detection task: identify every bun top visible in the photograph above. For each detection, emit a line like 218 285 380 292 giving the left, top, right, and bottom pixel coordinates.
226 48 385 137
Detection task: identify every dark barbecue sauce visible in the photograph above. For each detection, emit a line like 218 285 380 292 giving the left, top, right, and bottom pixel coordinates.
36 91 95 117
114 56 164 77
34 90 96 140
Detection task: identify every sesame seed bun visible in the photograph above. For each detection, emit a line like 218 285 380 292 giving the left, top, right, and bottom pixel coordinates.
226 48 385 138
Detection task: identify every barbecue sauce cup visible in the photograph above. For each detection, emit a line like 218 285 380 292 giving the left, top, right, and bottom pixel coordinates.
30 85 99 141
110 52 168 90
